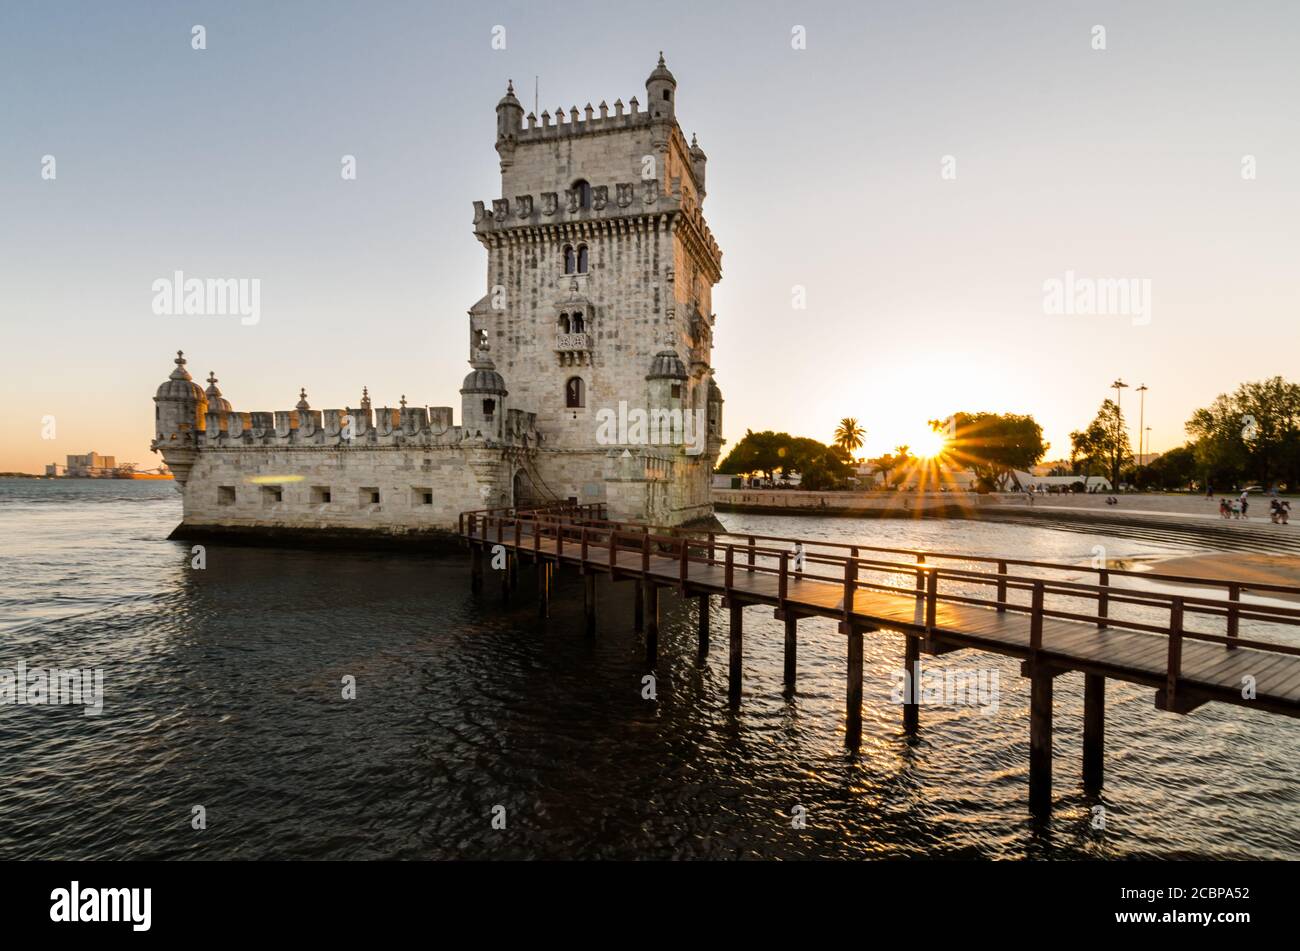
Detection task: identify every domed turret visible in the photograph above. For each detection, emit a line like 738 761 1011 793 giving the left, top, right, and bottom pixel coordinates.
461 347 508 439
204 372 232 413
496 79 524 167
707 372 724 440
151 350 207 487
647 349 688 380
646 52 676 121
295 387 310 411
155 350 206 403
689 132 707 198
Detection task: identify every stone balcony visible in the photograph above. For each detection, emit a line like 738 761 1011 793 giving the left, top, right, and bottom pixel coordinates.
556 332 592 366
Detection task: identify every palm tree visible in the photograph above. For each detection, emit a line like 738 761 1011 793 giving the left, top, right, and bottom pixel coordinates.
834 417 866 457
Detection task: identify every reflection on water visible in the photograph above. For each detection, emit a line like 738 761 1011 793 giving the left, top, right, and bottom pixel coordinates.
1 479 1297 859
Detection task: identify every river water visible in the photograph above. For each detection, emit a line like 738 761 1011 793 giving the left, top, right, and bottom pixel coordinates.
1 478 1296 859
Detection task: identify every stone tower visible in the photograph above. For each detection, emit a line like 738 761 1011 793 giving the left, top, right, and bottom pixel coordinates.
470 55 724 525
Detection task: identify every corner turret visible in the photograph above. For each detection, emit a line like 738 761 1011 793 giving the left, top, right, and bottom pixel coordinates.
151 350 207 487
646 52 676 122
460 347 508 440
495 79 525 171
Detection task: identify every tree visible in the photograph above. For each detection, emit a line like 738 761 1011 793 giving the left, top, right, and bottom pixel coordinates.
1073 399 1130 488
1142 445 1198 490
833 418 866 458
717 430 853 489
1186 377 1300 491
945 412 1048 492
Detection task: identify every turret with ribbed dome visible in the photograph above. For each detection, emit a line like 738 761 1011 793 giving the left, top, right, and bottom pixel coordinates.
495 79 525 171
204 372 232 413
151 350 207 487
646 52 676 121
460 346 508 440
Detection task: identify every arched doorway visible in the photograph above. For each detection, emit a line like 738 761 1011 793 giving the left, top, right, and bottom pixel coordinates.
512 469 537 509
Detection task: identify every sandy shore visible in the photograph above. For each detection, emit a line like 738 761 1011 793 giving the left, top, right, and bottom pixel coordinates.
1140 552 1300 597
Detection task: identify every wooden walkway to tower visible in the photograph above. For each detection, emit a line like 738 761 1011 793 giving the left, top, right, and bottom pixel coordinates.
458 504 1300 816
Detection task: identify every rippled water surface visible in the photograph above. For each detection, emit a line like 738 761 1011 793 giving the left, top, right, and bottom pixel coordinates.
1 478 1297 859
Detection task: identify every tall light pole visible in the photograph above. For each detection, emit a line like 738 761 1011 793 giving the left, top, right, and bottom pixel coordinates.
1136 383 1148 463
1111 379 1128 488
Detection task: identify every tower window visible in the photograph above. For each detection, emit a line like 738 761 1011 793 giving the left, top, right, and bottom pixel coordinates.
563 245 576 274
671 383 681 398
572 311 585 333
482 398 496 417
558 313 570 334
662 90 671 101
577 245 589 273
573 179 592 210
565 377 585 408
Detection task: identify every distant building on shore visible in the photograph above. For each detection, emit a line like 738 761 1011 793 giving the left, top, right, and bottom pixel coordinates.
45 451 135 478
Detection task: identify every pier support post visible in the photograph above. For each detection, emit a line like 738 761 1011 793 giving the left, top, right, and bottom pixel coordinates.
846 624 864 751
783 615 798 691
697 594 710 656
633 582 644 634
1083 673 1104 794
728 602 743 707
903 635 920 736
1029 667 1054 817
470 545 484 594
537 561 551 619
583 573 597 637
643 582 659 667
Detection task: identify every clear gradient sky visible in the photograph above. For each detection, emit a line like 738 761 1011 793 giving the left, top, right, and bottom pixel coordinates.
2 1 1298 473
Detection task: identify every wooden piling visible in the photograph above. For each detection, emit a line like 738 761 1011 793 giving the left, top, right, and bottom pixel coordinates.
783 614 798 690
470 544 484 593
903 635 920 735
1083 672 1104 794
846 624 864 751
698 594 710 655
728 601 743 706
1029 666 1054 816
583 572 596 637
644 582 659 667
537 561 551 619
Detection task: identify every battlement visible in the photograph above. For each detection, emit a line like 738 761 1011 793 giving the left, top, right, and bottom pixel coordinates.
515 97 653 142
198 404 538 450
472 180 720 273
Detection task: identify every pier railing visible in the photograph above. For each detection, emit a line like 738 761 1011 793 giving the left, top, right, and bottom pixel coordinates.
461 510 1300 666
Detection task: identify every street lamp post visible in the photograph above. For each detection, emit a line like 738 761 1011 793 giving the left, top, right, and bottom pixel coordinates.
1111 379 1128 486
1136 383 1148 464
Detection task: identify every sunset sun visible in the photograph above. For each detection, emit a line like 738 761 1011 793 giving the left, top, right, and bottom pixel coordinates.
911 426 949 459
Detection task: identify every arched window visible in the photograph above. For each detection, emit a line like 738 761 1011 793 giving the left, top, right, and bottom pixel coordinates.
482 398 496 417
662 89 671 102
577 244 589 273
558 313 570 334
565 376 585 408
571 311 584 333
563 245 576 274
573 179 592 210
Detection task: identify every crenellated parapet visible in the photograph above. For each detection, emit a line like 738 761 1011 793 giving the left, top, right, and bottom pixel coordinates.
472 180 721 279
200 403 538 451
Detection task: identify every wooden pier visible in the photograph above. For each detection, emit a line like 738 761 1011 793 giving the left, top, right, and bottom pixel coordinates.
459 504 1300 817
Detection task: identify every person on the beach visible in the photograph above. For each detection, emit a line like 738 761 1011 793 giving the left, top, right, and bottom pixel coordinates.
1283 501 1292 525
1219 498 1230 518
1240 490 1250 519
1231 499 1241 518
1271 498 1283 523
